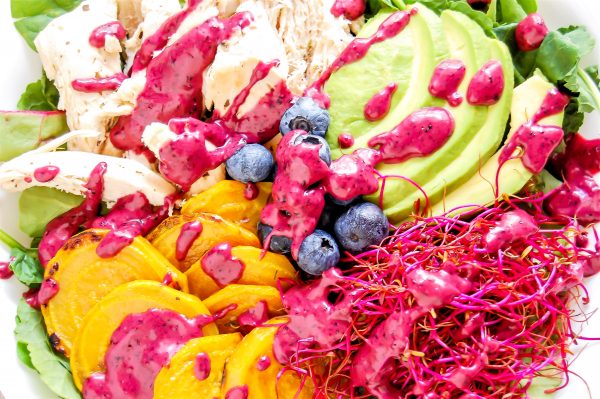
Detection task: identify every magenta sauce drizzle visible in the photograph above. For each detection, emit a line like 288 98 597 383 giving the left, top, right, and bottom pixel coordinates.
499 88 570 174
194 352 211 381
23 288 42 309
0 262 13 280
466 61 505 106
37 278 59 305
38 162 107 266
364 82 398 121
158 118 246 191
201 242 245 286
324 148 381 201
305 10 417 108
243 183 259 200
175 221 203 261
547 134 600 224
238 300 269 328
83 309 212 399
368 107 455 163
161 272 174 286
330 0 366 21
515 13 549 52
110 12 253 156
92 192 174 258
72 73 128 93
429 59 466 107
483 210 538 253
256 355 271 371
33 166 60 183
225 386 249 399
89 21 126 48
337 133 354 149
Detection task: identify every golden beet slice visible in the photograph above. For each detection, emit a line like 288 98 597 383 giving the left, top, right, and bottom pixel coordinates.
181 180 272 234
147 214 260 272
41 229 187 357
203 285 284 334
70 280 218 390
222 318 314 399
154 333 242 399
185 246 298 299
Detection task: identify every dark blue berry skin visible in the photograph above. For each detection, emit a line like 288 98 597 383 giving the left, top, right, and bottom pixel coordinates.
293 134 332 165
258 223 292 254
334 203 389 253
226 144 274 183
280 97 330 137
297 230 340 276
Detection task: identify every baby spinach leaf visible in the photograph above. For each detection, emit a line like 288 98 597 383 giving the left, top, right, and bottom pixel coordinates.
9 248 44 288
19 187 83 238
17 73 60 111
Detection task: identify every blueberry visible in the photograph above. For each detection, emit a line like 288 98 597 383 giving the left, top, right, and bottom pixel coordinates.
280 97 330 137
258 223 292 254
297 230 340 275
226 144 274 183
334 203 389 253
293 134 332 165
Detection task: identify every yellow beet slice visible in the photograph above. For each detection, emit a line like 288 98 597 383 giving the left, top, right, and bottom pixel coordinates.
154 333 242 399
203 285 284 334
41 229 187 357
222 318 314 399
185 246 298 299
181 180 272 234
70 280 218 390
147 214 260 272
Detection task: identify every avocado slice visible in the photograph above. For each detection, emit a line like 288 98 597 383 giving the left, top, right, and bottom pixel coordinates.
430 73 564 216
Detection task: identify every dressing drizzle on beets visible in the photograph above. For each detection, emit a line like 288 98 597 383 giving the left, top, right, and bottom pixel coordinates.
225 385 249 399
175 221 203 261
89 21 126 48
201 243 245 286
194 352 211 381
429 59 466 106
238 300 269 328
364 83 398 121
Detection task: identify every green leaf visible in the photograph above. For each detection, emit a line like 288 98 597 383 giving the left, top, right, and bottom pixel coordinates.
11 0 83 51
9 248 44 288
448 1 495 37
496 0 528 24
17 73 60 111
19 187 83 238
14 299 82 399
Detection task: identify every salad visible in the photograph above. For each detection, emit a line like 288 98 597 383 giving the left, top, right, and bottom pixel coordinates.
0 0 599 398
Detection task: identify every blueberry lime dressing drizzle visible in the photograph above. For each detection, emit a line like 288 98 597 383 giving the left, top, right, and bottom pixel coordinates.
364 83 398 121
72 73 128 93
37 278 59 305
38 162 106 266
515 13 549 52
243 183 259 200
194 352 211 381
337 133 354 148
305 10 417 108
256 355 271 371
23 288 42 309
238 300 269 328
466 60 505 106
83 309 219 399
330 0 366 21
429 59 466 106
33 166 60 183
483 209 538 252
225 385 249 399
323 148 381 201
110 12 253 156
201 242 245 286
547 134 600 224
367 107 455 163
0 262 13 280
89 21 126 48
500 88 570 173
175 221 203 261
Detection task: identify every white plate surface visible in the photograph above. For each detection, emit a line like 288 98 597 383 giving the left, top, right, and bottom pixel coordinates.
0 0 599 398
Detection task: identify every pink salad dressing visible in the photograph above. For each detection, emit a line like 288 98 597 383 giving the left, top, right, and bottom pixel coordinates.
305 10 417 108
37 278 59 305
72 73 127 93
238 300 269 328
0 262 13 280
243 183 259 200
429 59 466 106
225 386 249 399
337 133 355 149
323 148 381 201
23 288 42 309
515 13 549 52
256 355 271 371
175 221 203 261
330 0 366 21
364 83 398 122
483 209 538 252
83 309 213 399
194 352 211 381
38 162 106 266
33 166 60 183
89 21 126 48
201 242 245 286
110 12 252 156
368 107 455 163
466 61 505 106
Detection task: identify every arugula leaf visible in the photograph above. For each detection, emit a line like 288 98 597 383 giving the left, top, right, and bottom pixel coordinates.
14 299 82 399
9 248 44 288
11 0 82 51
17 73 60 111
19 187 83 238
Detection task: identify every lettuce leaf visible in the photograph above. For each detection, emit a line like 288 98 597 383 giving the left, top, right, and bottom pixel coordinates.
14 299 82 399
11 0 82 51
18 73 60 111
9 248 44 288
19 187 84 238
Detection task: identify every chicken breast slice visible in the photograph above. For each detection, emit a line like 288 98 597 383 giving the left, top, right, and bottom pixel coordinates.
34 0 124 153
